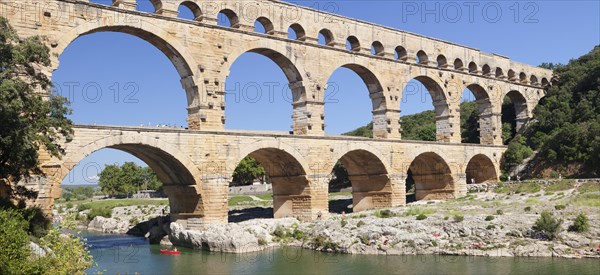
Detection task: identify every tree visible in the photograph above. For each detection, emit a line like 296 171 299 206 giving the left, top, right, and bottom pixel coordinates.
231 157 268 186
0 16 73 198
98 162 163 195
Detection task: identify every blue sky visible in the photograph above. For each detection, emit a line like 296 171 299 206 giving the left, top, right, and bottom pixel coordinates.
56 0 600 185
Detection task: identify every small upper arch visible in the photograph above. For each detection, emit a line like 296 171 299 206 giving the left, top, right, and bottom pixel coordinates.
395 46 408 61
346 36 361 52
288 23 306 41
371 41 385 56
217 9 240 28
178 1 202 21
468 62 478 74
254 16 275 35
482 64 491 76
416 50 429 64
436 55 448 68
454 58 464 70
318 29 335 46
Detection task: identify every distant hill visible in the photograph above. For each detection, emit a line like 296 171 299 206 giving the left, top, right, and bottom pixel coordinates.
343 101 481 143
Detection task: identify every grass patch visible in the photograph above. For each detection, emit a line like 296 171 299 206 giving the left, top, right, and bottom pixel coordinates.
404 208 436 216
526 198 540 204
78 199 168 210
254 194 273 201
229 195 255 206
578 181 600 193
573 193 600 207
546 180 575 191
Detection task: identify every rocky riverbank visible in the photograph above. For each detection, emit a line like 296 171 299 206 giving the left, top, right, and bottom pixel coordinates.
65 181 600 258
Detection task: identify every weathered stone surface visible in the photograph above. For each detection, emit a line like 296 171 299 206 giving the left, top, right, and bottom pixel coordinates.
4 0 553 229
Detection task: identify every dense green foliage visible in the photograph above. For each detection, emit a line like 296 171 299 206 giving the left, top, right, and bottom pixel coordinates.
231 156 269 186
342 123 374 138
0 17 91 274
503 46 600 176
500 135 534 172
400 111 436 141
98 162 162 195
569 213 590 233
0 204 93 274
0 17 73 192
0 209 31 273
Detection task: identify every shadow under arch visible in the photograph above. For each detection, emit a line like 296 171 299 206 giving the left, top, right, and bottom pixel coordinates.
48 133 204 217
465 154 498 184
335 149 392 212
231 144 315 221
407 152 455 201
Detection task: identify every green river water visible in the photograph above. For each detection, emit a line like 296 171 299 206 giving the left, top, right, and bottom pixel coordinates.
83 232 599 274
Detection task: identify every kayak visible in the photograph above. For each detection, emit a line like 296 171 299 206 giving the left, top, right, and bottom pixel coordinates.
160 249 180 255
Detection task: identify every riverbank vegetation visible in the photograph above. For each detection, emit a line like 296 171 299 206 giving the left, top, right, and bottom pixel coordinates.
0 16 92 274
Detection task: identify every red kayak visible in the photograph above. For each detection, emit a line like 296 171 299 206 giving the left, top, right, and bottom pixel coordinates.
160 249 180 255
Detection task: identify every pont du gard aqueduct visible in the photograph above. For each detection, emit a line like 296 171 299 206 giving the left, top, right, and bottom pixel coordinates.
4 0 553 229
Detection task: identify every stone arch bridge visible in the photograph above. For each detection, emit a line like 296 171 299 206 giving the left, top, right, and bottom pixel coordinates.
2 0 552 228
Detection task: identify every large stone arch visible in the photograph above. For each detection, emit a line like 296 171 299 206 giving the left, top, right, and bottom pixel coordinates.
465 154 498 184
502 89 531 134
46 132 204 217
221 44 312 134
233 140 315 220
334 149 394 212
53 20 202 125
406 152 455 201
323 62 390 137
462 83 497 145
402 74 454 142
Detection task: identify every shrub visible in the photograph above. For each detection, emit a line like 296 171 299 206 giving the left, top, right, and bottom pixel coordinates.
554 204 566 210
359 234 369 245
374 209 393 218
486 224 496 230
532 211 563 240
496 209 504 215
444 216 449 220
129 217 139 225
257 237 267 246
485 215 495 221
87 207 112 221
357 220 365 227
65 202 74 210
340 219 348 227
431 240 438 247
568 213 590 233
416 214 427 220
453 215 464 222
524 206 532 212
77 204 91 212
273 226 287 239
291 228 306 240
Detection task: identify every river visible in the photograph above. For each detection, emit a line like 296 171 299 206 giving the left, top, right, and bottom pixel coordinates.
82 231 599 274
